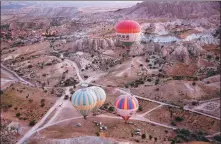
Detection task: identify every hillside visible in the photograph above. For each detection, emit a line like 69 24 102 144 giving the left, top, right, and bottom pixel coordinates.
114 1 220 19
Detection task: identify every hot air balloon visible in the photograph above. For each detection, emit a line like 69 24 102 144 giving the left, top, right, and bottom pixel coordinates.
115 20 141 49
114 94 139 123
72 88 97 119
89 86 106 113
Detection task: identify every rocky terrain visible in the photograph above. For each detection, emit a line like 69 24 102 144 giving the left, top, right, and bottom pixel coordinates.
116 1 220 19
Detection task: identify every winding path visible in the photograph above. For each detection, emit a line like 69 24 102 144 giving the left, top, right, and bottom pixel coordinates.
17 90 68 144
1 64 35 87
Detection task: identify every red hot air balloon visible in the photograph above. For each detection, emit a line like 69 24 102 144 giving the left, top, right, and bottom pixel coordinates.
115 20 141 48
114 94 139 123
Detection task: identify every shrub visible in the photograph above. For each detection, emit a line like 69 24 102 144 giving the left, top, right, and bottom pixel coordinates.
175 116 184 122
207 55 212 59
156 88 159 91
40 103 45 107
192 82 196 86
64 95 69 100
14 107 18 110
141 134 146 139
215 56 220 60
41 99 45 103
96 132 100 136
171 139 177 144
29 99 33 103
103 105 108 109
16 113 21 117
29 120 36 126
84 75 89 79
210 121 215 126
108 106 115 112
193 77 198 81
207 70 217 77
179 129 190 136
171 121 176 126
155 79 159 85
138 105 143 111
192 101 198 106
27 65 32 68
147 79 151 82
8 104 12 108
149 135 152 140
214 135 221 142
154 137 157 142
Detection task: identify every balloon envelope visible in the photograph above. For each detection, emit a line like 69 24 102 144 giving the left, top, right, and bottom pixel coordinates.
114 94 139 121
72 88 97 118
115 20 141 47
89 86 106 111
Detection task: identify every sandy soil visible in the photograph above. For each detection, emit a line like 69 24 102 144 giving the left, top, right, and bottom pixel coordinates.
145 106 220 135
130 79 219 107
2 41 49 62
1 83 57 126
137 99 159 114
38 117 174 144
163 60 198 76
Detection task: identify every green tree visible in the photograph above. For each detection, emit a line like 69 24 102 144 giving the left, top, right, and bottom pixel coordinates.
149 135 152 140
141 134 146 139
29 120 36 126
138 105 143 111
175 116 184 122
214 135 221 142
16 113 21 117
108 106 115 112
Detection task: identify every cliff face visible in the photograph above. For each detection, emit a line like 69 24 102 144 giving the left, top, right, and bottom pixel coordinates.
115 1 220 19
73 38 116 52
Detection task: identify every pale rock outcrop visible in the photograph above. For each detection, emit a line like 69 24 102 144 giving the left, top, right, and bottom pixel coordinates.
169 44 190 63
129 44 144 56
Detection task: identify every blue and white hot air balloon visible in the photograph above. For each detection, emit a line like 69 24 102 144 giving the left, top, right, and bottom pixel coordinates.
72 88 97 119
89 86 106 112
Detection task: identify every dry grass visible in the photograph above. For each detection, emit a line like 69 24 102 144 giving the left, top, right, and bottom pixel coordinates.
40 117 174 143
164 61 198 77
137 98 159 114
1 83 56 125
146 106 220 135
